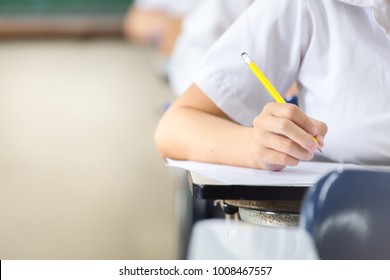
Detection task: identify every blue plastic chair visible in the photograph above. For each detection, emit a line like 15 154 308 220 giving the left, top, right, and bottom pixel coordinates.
300 169 390 259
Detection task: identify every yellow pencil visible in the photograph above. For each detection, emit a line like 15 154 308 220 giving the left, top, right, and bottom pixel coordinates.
241 52 322 153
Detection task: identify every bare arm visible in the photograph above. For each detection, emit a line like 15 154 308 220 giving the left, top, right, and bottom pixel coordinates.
155 84 256 167
155 83 327 170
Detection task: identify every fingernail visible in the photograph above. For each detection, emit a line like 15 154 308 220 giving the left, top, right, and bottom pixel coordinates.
308 142 317 153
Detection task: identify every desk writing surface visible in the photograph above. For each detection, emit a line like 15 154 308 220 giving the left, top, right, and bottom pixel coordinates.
167 159 368 200
167 159 366 186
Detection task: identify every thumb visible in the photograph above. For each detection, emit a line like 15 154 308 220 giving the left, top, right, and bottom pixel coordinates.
309 117 327 148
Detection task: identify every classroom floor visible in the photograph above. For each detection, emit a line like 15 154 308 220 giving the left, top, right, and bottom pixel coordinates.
0 38 185 259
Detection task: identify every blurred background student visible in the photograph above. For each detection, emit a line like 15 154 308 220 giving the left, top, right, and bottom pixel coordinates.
122 0 255 95
122 0 199 56
168 0 255 96
122 0 298 99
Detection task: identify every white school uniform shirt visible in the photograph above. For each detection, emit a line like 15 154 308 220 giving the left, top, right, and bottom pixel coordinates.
191 0 390 165
168 0 255 96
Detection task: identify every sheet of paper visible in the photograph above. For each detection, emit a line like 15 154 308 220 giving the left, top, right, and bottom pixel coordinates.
166 159 366 186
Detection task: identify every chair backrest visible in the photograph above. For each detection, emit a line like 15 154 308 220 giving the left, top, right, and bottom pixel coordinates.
300 169 390 259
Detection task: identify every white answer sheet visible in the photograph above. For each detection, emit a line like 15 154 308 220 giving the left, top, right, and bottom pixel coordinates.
166 159 367 186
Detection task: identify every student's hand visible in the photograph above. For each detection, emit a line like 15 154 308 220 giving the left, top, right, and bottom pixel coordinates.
252 102 327 171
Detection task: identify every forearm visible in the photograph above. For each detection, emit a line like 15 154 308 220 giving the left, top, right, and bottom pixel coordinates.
154 106 256 168
155 83 327 171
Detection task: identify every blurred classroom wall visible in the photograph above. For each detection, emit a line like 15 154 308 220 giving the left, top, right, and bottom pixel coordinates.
0 0 134 38
0 0 182 259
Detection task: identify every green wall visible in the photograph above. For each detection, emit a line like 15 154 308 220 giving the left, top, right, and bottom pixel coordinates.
0 0 135 14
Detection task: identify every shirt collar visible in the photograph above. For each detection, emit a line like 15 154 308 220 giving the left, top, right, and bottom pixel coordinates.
338 0 390 39
371 0 390 39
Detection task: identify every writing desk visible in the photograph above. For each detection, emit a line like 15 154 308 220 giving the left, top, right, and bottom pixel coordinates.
167 159 375 226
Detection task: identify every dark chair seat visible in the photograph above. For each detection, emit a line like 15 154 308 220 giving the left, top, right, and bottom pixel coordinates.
300 169 390 259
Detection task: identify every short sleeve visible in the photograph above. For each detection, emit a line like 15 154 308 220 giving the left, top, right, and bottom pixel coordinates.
191 0 311 126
